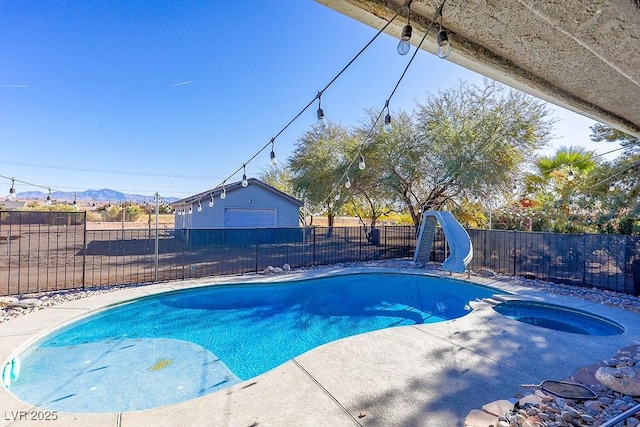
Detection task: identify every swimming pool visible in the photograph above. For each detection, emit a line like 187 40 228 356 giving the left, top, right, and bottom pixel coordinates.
7 273 498 413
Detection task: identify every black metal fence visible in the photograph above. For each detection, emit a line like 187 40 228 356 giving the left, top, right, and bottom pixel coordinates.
1 210 639 297
0 211 414 295
430 229 640 295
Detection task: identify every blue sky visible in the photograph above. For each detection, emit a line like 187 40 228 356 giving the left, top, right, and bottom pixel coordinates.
0 0 617 199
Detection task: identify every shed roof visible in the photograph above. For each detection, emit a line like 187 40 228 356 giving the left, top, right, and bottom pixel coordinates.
172 178 304 207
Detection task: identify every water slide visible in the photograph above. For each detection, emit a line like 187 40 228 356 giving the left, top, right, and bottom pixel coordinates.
413 210 473 273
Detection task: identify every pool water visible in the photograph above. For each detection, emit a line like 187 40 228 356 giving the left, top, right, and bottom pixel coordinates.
493 300 624 336
9 273 497 413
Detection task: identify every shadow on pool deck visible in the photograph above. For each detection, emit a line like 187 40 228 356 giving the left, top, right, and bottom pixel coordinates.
0 268 639 426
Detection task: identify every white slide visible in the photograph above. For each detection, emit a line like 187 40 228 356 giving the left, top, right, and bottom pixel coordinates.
413 210 473 273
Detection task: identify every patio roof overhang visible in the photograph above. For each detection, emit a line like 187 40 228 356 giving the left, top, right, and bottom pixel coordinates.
316 0 640 138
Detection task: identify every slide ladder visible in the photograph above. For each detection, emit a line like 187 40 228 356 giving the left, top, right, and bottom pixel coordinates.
413 211 473 273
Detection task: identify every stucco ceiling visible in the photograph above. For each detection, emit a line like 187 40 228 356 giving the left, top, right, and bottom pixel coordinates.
316 0 640 138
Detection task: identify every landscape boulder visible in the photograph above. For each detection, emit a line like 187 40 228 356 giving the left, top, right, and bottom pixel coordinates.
595 366 640 396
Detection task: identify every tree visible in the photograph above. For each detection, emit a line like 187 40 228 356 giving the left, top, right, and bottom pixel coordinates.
588 124 640 232
258 163 298 197
288 122 355 227
524 146 597 233
387 79 554 226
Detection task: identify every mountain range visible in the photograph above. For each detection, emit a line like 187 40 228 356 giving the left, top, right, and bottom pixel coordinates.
15 189 179 204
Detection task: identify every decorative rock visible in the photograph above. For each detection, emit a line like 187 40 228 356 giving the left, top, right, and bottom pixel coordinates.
482 400 514 417
9 298 43 309
595 367 640 396
263 266 275 274
627 417 640 427
519 395 542 406
0 297 18 307
463 409 498 427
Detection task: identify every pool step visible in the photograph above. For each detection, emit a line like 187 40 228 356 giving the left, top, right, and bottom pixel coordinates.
481 295 510 306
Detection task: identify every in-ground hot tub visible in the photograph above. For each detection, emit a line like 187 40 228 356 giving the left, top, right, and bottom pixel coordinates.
493 300 624 336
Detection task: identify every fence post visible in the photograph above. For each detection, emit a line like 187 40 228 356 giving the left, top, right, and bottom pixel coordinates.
255 228 259 273
513 230 517 277
82 212 87 289
312 227 317 266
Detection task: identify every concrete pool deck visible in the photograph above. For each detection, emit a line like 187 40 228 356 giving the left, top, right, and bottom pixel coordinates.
0 267 639 426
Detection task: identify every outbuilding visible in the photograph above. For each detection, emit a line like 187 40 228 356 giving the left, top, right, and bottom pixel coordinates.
172 178 303 229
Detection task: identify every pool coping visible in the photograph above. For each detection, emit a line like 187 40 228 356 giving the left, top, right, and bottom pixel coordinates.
0 267 639 426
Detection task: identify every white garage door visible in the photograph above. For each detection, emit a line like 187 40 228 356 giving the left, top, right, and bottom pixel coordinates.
224 208 277 228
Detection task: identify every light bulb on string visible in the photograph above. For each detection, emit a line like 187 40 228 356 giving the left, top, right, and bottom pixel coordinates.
334 192 340 201
436 7 452 59
345 176 351 189
188 206 193 215
328 201 334 209
383 99 392 133
316 92 327 129
358 155 366 170
220 185 227 199
208 194 214 208
609 183 616 192
383 112 392 133
46 188 52 206
567 168 575 181
9 178 16 199
242 164 248 187
197 201 202 212
397 5 412 56
270 138 277 166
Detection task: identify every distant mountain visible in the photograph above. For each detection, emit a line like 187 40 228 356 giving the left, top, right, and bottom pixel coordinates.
15 189 179 204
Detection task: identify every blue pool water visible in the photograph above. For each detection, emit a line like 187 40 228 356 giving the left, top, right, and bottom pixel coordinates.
9 273 497 413
493 300 624 336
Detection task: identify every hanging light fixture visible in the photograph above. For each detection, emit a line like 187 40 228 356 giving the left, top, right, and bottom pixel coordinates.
208 193 214 208
397 2 412 55
197 201 202 212
9 178 16 199
609 183 616 192
436 5 452 59
316 92 327 129
242 164 249 187
220 185 227 199
73 194 77 208
345 176 351 189
383 100 392 133
188 206 193 215
358 154 366 170
270 138 277 166
334 192 340 201
567 167 575 181
46 188 52 206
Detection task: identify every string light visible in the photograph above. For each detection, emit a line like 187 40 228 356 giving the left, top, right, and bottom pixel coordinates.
220 185 227 199
188 206 193 215
197 201 202 212
397 2 412 56
46 188 52 205
242 164 248 187
609 183 616 192
208 193 214 207
383 99 392 133
334 192 340 201
316 92 327 129
436 4 452 59
345 176 351 189
358 155 366 170
9 178 16 199
567 167 575 181
269 138 277 166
